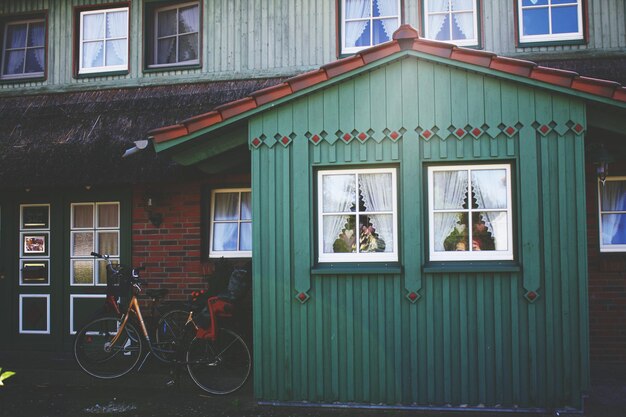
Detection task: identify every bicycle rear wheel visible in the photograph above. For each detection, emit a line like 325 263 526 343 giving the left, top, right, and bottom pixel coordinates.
74 317 143 379
153 309 189 362
186 328 251 395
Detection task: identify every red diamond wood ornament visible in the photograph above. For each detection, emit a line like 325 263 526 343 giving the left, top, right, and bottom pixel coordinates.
343 133 352 142
390 131 399 140
358 132 368 141
524 290 539 303
422 130 433 140
539 125 550 135
505 126 516 136
471 127 482 137
296 292 310 303
573 123 584 134
251 137 261 147
455 128 466 138
312 134 320 143
281 136 290 145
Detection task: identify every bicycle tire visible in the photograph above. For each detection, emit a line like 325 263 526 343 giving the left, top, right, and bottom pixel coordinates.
186 328 251 395
153 309 189 362
74 316 143 379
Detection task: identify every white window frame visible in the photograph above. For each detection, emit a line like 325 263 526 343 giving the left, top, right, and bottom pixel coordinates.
78 7 129 74
517 0 583 44
428 164 513 261
1 18 46 80
70 202 120 286
317 167 398 263
19 294 50 334
19 204 50 287
209 188 252 259
341 0 402 54
150 1 200 68
69 294 105 334
423 0 479 47
598 176 626 253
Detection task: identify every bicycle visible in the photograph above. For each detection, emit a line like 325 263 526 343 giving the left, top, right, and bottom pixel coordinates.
73 252 252 395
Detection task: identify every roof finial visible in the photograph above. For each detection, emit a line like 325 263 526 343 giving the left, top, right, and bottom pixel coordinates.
392 24 419 50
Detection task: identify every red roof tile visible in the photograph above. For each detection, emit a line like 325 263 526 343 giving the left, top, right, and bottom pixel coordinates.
151 24 626 145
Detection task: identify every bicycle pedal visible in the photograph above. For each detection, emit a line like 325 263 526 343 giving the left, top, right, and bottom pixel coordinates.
165 379 176 387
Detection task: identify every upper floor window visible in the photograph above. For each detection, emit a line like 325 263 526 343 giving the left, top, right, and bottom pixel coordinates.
518 0 583 44
1 18 45 80
428 164 513 261
598 177 626 252
423 0 479 47
318 168 398 262
209 189 252 258
341 0 401 54
148 2 200 68
78 7 128 74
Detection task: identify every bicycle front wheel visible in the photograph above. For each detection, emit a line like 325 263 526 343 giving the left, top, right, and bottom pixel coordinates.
74 317 143 379
186 328 251 395
154 309 189 362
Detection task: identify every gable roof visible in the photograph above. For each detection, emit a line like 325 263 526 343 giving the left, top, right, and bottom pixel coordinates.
149 25 626 150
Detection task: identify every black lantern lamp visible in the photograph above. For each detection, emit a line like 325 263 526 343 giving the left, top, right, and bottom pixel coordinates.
592 144 615 186
145 193 163 228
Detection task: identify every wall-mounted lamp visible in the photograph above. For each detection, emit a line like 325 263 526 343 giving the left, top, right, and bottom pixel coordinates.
591 144 615 186
145 194 163 228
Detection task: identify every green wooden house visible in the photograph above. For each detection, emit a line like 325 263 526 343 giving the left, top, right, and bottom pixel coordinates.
149 25 626 411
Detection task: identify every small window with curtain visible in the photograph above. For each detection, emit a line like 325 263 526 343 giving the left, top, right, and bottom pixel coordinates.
1 16 46 80
318 168 398 262
517 0 583 44
341 0 401 54
423 0 479 47
209 189 252 258
146 1 200 68
78 7 129 75
598 177 626 252
428 164 513 261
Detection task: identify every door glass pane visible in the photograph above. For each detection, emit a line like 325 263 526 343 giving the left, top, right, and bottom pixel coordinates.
212 223 238 251
22 205 49 229
73 205 93 228
97 258 119 285
98 231 119 256
98 203 119 227
72 232 94 256
21 296 48 332
214 193 239 220
73 260 94 284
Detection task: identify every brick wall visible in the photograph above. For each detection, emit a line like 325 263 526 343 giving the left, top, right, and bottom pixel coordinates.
586 161 626 365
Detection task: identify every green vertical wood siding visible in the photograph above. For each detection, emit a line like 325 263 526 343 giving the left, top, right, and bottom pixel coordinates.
2 1 624 94
251 57 589 408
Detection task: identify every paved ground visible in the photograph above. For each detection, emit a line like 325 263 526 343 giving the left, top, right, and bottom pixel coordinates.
1 351 625 417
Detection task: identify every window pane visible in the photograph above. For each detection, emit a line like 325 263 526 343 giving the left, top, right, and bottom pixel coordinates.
73 205 94 228
97 258 119 285
240 192 252 220
472 212 499 251
373 19 394 44
602 214 626 245
21 297 48 331
158 9 178 37
83 13 104 40
324 215 356 253
551 5 579 34
346 0 371 19
98 231 119 256
6 24 28 48
25 48 44 73
435 212 468 251
601 181 626 211
452 0 474 10
471 169 507 209
552 0 577 4
3 50 25 75
98 204 119 227
323 174 356 213
213 223 238 251
452 12 474 39
349 20 371 47
28 22 45 47
73 260 94 284
179 5 199 33
523 8 549 35
522 0 548 5
374 0 398 17
72 232 94 256
361 214 392 252
82 41 104 68
157 38 176 64
178 33 198 62
105 39 127 66
433 170 468 210
432 14 451 40
214 193 239 220
240 222 252 251
360 173 392 211
106 11 128 38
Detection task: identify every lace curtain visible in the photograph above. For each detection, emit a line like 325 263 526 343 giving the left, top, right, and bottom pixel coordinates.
601 181 626 245
427 0 474 41
213 193 240 251
375 0 399 41
82 13 104 68
29 22 45 71
451 0 474 40
471 169 508 250
106 10 128 66
427 0 449 40
432 170 467 251
345 0 369 48
322 175 357 253
359 173 393 252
